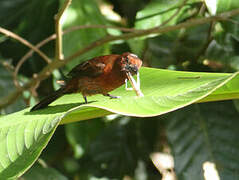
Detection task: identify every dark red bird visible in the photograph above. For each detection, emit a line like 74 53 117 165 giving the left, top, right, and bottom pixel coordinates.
30 52 142 111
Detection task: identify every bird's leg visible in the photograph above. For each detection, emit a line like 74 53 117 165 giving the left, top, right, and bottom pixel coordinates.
104 93 120 99
83 96 88 104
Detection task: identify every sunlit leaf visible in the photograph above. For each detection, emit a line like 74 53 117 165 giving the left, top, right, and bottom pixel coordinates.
0 111 62 179
205 0 239 15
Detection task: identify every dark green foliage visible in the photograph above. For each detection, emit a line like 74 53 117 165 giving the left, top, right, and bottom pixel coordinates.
0 0 58 75
167 101 239 179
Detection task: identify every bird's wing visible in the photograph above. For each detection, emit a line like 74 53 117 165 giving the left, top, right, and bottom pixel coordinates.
67 58 106 78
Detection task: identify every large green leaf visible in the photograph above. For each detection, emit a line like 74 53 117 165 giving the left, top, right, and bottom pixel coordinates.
61 67 239 123
0 111 62 179
0 67 239 179
166 101 239 179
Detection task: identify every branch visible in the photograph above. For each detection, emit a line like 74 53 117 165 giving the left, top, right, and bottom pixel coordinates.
0 27 52 64
1 8 239 109
55 0 72 61
13 34 57 88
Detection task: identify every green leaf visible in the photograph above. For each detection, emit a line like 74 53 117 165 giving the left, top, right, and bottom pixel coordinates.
61 68 239 123
205 0 239 15
87 119 138 178
205 0 239 41
66 117 159 178
135 0 200 30
166 101 239 179
0 67 239 178
0 110 62 179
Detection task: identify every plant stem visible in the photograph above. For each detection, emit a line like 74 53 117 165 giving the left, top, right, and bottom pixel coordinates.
55 0 72 61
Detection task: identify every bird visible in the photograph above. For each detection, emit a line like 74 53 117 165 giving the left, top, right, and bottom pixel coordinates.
30 52 142 111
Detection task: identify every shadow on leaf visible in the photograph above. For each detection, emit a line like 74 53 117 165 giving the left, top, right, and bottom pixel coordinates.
25 101 96 115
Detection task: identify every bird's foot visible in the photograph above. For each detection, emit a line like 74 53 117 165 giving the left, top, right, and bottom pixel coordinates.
104 94 121 99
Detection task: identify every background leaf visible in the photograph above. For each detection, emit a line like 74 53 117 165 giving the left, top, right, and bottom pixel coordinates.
0 64 25 114
0 0 57 75
166 101 239 179
61 0 110 70
135 0 198 30
65 119 105 159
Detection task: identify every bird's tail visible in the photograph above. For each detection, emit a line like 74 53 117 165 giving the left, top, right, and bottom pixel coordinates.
30 88 65 112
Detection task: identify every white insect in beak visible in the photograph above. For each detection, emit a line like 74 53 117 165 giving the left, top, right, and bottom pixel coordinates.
125 78 133 91
137 71 140 89
125 71 144 97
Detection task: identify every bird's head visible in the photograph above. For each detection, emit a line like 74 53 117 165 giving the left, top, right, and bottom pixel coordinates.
120 52 142 75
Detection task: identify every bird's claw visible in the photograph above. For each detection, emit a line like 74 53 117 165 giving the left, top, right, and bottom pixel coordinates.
104 94 121 99
110 95 121 99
